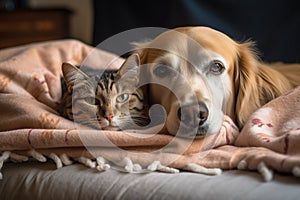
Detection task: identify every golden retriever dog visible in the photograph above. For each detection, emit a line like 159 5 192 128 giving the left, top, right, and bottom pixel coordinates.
133 26 300 138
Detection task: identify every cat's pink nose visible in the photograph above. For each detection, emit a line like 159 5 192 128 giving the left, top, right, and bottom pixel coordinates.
105 115 113 122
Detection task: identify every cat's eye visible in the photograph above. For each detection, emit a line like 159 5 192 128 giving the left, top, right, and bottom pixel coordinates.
116 93 129 103
85 97 95 104
153 64 172 78
209 60 225 75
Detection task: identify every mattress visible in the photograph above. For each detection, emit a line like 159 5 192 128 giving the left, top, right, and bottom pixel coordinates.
1 161 299 200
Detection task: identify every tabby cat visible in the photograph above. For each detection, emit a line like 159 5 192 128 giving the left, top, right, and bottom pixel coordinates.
59 54 149 130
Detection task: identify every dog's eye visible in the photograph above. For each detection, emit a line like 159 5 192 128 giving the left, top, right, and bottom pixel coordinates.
210 61 225 75
153 65 172 78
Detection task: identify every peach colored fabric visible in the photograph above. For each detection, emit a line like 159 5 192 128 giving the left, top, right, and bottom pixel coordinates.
0 40 299 174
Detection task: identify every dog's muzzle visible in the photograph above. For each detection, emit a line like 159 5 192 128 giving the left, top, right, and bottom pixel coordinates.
177 101 209 137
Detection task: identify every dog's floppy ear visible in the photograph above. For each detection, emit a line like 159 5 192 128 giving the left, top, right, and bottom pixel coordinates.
130 39 153 63
234 41 291 128
131 40 152 50
234 42 260 128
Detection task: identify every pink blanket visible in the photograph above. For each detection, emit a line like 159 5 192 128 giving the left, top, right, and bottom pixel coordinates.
0 39 299 181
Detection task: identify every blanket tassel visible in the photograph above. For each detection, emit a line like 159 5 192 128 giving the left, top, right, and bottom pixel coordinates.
59 153 73 166
184 163 222 175
257 162 273 182
28 149 47 162
96 157 110 172
147 161 179 174
0 151 11 180
238 160 273 182
9 152 29 163
49 153 63 169
76 157 96 168
237 160 248 170
119 157 142 173
292 166 300 177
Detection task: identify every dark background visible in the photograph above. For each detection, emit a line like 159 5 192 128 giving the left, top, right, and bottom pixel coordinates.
93 0 300 63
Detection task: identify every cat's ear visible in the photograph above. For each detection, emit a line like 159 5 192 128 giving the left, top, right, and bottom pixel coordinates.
117 53 140 78
62 63 89 85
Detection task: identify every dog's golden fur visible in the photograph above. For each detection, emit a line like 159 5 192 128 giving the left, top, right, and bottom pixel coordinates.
134 26 300 137
234 42 298 127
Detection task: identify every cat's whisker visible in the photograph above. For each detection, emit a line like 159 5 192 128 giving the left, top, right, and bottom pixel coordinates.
116 115 150 130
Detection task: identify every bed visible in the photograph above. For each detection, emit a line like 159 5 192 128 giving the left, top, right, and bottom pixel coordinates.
0 39 299 200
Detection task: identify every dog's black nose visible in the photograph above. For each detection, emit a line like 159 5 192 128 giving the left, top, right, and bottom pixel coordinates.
177 101 209 127
198 101 209 125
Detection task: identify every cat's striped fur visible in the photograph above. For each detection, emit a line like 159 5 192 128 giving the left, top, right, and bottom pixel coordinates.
59 54 149 130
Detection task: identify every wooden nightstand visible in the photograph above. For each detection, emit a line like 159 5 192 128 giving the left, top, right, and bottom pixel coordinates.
0 8 72 49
